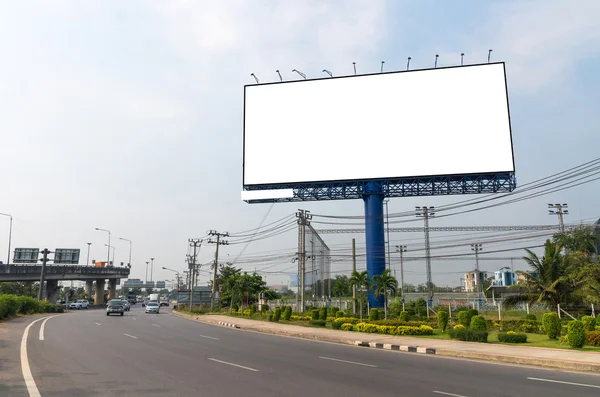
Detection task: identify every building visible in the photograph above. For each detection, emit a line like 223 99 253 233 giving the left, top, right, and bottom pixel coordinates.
516 270 538 284
492 269 515 287
269 284 289 293
464 270 487 293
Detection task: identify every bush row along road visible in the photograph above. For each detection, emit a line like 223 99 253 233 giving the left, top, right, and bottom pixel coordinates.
14 306 600 396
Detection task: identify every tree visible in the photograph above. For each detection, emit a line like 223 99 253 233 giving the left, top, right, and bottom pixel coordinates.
349 270 369 321
553 225 598 256
372 269 398 319
332 279 345 308
0 282 38 297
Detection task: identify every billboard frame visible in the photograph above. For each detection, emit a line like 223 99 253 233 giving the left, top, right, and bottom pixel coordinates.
242 61 515 200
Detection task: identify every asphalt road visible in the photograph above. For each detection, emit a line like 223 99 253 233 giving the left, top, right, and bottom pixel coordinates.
12 306 600 396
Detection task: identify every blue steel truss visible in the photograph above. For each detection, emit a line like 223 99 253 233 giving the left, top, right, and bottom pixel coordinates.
243 172 517 203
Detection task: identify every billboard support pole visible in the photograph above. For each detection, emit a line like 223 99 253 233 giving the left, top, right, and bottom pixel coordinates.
363 183 385 309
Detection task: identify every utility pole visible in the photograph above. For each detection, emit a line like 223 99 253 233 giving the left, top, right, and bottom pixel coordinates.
352 238 356 315
416 206 435 307
395 245 407 307
188 238 202 310
471 243 483 309
548 203 568 233
208 231 229 310
296 210 311 313
385 199 391 272
38 248 50 300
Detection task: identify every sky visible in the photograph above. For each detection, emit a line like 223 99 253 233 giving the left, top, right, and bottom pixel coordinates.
1 0 599 290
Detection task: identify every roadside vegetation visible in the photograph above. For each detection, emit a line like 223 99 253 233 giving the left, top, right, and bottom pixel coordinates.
0 294 64 321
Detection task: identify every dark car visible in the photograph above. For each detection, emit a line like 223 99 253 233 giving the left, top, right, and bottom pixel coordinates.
106 302 124 316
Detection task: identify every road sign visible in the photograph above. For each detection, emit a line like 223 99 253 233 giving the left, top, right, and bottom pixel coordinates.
13 248 40 263
54 249 80 264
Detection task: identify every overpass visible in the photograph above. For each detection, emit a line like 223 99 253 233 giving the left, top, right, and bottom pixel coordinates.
0 264 130 304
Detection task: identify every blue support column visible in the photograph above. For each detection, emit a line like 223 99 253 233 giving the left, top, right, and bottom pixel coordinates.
363 183 385 309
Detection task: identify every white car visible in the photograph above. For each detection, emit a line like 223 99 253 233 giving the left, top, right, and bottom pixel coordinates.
69 301 82 310
145 302 160 314
76 300 89 309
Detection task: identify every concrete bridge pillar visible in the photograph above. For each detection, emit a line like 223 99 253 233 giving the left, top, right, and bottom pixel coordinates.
108 279 117 300
46 279 59 303
85 281 93 298
95 279 106 305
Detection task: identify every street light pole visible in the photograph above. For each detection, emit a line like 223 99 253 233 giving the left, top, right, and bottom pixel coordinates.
145 261 149 284
95 227 111 265
104 244 115 265
119 237 132 266
150 257 155 282
0 213 13 264
86 242 92 266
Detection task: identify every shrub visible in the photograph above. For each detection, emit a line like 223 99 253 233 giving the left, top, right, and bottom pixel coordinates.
581 316 596 332
542 312 561 339
453 324 466 331
319 307 328 321
525 313 537 321
332 320 343 330
341 323 354 331
311 309 319 321
273 307 282 322
518 320 538 333
333 317 360 324
267 313 273 322
467 308 479 318
498 331 528 343
310 319 326 327
394 325 434 336
335 311 344 318
283 306 292 321
369 308 379 321
355 323 379 333
457 311 470 327
449 327 488 342
261 304 269 313
567 320 586 348
585 331 600 347
437 311 449 332
249 304 257 314
15 296 39 315
399 311 410 322
596 325 600 332
330 307 339 317
289 315 311 321
242 309 252 316
470 315 487 331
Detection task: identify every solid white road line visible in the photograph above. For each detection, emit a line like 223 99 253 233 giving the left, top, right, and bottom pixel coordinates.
21 317 49 397
318 356 377 368
207 358 259 372
123 333 138 339
95 322 101 326
198 334 220 340
433 391 468 397
152 324 160 327
38 314 61 341
527 377 600 389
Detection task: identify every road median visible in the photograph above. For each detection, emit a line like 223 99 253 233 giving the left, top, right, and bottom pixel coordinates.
172 311 600 373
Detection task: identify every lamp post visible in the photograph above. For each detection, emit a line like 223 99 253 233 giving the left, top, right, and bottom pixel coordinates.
0 213 13 264
119 237 132 267
145 261 149 284
86 242 92 266
95 227 111 265
104 244 115 265
162 267 180 291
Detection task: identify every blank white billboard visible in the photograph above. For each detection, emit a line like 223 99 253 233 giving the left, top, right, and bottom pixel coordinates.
243 62 513 187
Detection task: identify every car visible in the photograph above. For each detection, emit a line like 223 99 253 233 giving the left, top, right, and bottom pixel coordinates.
145 302 160 314
76 300 89 309
142 299 149 307
159 300 169 307
69 301 82 310
121 300 131 311
106 302 124 316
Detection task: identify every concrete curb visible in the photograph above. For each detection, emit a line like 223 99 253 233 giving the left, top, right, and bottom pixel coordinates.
355 341 436 355
218 321 240 329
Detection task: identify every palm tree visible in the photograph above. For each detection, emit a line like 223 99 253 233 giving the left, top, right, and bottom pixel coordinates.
505 240 571 306
332 279 345 309
372 269 398 320
349 270 368 321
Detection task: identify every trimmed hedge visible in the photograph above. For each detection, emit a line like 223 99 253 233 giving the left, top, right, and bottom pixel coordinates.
0 294 64 320
582 316 596 332
332 320 343 330
498 331 527 343
470 315 487 331
437 310 449 332
355 322 434 336
311 310 319 321
399 311 410 322
525 313 537 321
567 320 586 348
319 307 328 321
273 307 282 322
283 306 292 321
329 307 339 317
369 308 379 321
333 317 360 324
310 319 326 327
542 312 561 339
289 315 311 321
449 328 488 343
457 311 470 327
335 311 344 318
340 323 354 331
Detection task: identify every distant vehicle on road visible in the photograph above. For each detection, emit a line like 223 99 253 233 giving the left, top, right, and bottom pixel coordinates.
76 300 89 309
145 301 159 314
106 302 124 316
121 300 131 311
142 298 149 307
159 299 169 307
69 301 82 310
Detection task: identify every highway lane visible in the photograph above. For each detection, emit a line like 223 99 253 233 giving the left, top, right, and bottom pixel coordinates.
22 306 600 396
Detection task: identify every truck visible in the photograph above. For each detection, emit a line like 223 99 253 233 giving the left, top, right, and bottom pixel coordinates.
149 293 159 303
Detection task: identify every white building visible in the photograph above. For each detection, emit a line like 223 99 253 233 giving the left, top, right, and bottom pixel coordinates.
464 270 488 292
